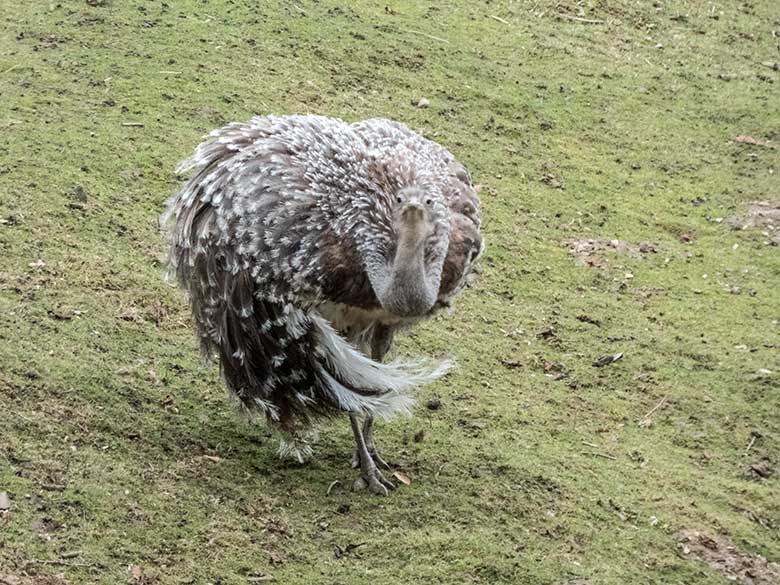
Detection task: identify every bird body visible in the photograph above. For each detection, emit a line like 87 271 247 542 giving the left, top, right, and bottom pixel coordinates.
163 115 482 491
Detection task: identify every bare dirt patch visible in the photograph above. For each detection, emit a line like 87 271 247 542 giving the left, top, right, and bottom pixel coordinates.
728 201 780 243
561 238 657 268
678 529 780 584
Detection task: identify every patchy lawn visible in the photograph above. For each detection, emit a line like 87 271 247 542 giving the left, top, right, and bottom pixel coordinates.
1 1 778 583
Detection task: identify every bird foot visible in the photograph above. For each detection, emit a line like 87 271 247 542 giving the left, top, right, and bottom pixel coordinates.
352 463 395 496
349 414 394 495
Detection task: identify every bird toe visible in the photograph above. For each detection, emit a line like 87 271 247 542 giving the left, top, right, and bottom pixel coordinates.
366 475 391 496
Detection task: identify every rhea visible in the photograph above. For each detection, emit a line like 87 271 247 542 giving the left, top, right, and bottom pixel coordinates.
163 115 483 495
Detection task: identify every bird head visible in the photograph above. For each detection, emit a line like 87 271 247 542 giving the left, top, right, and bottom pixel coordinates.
370 186 449 317
391 187 437 235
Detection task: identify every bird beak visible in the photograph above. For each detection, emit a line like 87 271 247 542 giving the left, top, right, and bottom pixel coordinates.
401 201 425 221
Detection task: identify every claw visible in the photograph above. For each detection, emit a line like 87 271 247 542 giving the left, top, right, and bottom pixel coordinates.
372 451 392 471
366 475 390 496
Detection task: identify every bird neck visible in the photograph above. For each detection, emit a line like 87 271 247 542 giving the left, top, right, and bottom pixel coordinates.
380 216 437 317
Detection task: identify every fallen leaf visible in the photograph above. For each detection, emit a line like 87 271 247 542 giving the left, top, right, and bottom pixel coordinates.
393 471 412 485
750 460 773 478
592 352 624 367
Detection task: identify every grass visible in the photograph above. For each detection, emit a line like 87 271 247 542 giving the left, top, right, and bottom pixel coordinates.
1 1 778 583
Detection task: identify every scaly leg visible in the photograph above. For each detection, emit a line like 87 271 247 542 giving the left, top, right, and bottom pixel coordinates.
350 413 394 495
351 325 395 472
350 415 391 470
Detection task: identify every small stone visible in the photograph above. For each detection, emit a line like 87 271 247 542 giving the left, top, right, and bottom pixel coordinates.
0 491 9 510
415 97 430 108
426 397 441 410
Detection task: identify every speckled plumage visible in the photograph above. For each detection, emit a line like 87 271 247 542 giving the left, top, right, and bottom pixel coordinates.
162 114 483 462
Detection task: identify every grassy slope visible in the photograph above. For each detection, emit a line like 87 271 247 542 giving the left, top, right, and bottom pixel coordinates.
1 1 778 583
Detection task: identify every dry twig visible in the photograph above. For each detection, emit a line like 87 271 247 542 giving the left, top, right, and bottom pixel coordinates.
407 29 451 44
641 396 668 423
582 451 617 461
744 435 757 455
489 15 509 25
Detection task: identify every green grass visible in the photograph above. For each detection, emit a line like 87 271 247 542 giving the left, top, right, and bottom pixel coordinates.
1 1 778 583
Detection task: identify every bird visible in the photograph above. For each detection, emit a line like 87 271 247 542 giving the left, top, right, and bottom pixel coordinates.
162 115 483 495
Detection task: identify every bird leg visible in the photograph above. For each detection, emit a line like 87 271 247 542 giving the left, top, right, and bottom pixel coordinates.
350 415 391 470
350 413 394 495
351 325 395 472
363 416 392 470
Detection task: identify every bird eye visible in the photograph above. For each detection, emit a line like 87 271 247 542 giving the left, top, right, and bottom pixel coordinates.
396 196 403 203
425 199 432 205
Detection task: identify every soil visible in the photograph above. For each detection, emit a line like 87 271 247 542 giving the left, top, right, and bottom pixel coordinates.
678 529 780 584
